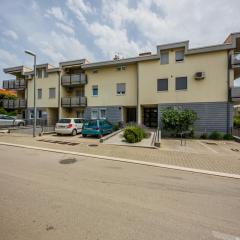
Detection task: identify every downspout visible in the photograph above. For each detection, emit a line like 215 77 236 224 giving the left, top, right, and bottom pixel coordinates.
227 50 231 134
58 71 61 120
136 62 140 124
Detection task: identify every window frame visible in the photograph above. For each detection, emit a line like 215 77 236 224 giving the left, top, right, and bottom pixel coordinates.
37 88 42 99
49 87 56 99
160 51 169 65
175 76 188 91
91 109 99 119
157 78 168 92
175 50 184 63
99 108 107 119
92 85 98 97
116 83 126 95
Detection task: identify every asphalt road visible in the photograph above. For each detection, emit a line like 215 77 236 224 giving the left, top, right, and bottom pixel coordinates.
0 145 239 240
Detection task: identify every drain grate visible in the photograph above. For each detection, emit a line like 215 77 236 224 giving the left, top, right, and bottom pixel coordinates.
88 144 98 147
59 158 77 164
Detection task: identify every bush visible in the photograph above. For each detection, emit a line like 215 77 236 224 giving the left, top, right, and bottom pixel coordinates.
123 125 146 143
200 133 208 139
223 134 234 140
161 108 197 135
234 116 240 128
209 131 223 140
113 124 120 132
0 107 8 115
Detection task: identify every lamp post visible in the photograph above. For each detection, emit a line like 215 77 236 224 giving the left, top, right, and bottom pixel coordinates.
25 50 37 137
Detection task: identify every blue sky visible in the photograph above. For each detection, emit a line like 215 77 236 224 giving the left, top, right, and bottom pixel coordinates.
0 0 240 83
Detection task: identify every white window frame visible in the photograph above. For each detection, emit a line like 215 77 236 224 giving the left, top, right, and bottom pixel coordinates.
116 83 126 95
160 51 169 65
99 108 106 119
49 88 56 99
37 88 42 99
91 109 98 119
175 50 184 63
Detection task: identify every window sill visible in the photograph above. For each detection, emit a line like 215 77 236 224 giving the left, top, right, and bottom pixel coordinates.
116 93 126 96
92 95 98 97
157 90 168 92
175 89 187 91
175 60 184 63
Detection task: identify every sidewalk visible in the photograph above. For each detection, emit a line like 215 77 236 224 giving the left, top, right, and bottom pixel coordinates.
0 133 240 175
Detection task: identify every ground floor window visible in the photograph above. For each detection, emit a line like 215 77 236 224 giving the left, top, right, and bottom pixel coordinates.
91 109 98 119
77 111 84 118
99 109 106 119
38 110 42 119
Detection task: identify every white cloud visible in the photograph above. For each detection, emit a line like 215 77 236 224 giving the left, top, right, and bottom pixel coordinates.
56 22 74 34
0 49 18 65
46 6 72 26
3 30 18 41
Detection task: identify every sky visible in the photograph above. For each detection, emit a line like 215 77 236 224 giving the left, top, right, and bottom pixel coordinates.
0 0 240 83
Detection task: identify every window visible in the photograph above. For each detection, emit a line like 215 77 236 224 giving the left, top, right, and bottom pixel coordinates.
38 110 42 118
160 51 169 64
175 50 184 62
157 79 168 91
92 85 98 96
116 66 126 71
37 88 42 99
92 69 98 74
43 69 48 78
29 110 34 119
116 83 126 95
91 110 98 119
49 88 56 98
76 111 84 118
37 69 42 78
100 109 106 119
176 77 187 90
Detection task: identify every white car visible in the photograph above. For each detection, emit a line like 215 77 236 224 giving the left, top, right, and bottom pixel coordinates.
55 118 84 136
0 115 25 127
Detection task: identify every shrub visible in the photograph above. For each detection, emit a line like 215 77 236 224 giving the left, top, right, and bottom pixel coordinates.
223 134 234 140
209 131 223 140
123 125 146 143
234 116 240 128
113 124 120 132
161 107 197 135
200 133 208 139
0 107 8 115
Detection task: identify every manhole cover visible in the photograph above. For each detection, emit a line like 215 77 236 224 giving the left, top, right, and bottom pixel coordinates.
88 144 98 147
205 142 218 145
59 158 77 164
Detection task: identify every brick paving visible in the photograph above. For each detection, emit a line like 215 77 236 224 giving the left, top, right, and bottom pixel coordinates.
0 133 240 175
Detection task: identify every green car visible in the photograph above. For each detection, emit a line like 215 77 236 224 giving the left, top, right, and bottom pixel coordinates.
82 119 113 138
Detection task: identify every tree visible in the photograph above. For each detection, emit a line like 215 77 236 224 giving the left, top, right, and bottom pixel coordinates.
161 107 197 134
0 89 17 108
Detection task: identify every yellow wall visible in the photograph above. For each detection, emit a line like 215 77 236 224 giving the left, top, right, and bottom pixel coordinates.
85 64 137 107
138 50 229 104
27 72 59 108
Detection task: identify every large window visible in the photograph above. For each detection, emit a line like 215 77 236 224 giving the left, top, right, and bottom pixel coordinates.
37 69 42 78
49 88 56 98
92 85 98 96
37 88 42 99
175 50 184 62
157 79 168 91
43 69 48 78
116 83 126 95
176 77 187 90
100 109 106 119
91 109 98 119
160 51 169 64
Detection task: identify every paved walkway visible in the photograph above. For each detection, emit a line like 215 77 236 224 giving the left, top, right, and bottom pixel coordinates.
0 133 240 175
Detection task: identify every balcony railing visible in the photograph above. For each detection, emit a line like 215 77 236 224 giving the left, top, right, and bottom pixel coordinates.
61 74 87 87
61 96 87 107
2 79 25 90
3 99 27 109
231 86 240 101
231 53 240 66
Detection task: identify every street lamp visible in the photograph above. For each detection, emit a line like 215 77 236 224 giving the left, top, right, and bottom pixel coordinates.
25 50 37 137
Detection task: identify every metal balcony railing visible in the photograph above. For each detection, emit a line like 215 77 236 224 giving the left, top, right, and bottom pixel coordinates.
231 53 240 66
231 86 240 101
61 74 87 86
3 99 27 109
61 96 87 107
2 79 25 90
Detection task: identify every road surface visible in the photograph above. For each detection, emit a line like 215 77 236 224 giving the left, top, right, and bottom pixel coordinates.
0 145 239 240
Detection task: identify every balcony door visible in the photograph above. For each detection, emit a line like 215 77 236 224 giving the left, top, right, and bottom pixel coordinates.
76 88 84 97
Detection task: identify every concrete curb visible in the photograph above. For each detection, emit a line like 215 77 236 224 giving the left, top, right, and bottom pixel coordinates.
0 141 239 180
99 129 123 143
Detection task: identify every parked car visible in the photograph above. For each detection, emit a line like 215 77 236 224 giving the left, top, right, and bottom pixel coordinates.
82 119 113 138
0 115 25 127
55 118 84 136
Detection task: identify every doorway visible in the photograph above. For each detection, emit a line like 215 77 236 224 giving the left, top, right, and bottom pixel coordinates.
126 107 136 123
143 107 158 128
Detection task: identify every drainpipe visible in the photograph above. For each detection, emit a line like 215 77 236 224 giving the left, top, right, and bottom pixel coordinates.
58 71 61 120
137 63 140 125
227 50 231 134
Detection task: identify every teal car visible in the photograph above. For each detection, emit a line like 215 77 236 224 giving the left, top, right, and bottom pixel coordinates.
82 119 113 138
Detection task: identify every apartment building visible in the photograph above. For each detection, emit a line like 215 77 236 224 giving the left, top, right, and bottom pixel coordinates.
2 32 240 134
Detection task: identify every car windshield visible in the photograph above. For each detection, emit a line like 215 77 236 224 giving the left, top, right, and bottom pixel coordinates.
58 119 71 124
84 120 97 127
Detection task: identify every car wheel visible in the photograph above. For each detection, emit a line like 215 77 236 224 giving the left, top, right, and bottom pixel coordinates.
56 133 61 136
18 122 24 127
72 129 77 136
82 134 87 137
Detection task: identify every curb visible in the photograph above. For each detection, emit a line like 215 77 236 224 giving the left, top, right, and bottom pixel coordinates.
99 129 123 143
0 141 239 180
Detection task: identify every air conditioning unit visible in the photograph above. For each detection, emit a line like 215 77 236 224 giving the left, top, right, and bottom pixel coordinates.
194 72 205 80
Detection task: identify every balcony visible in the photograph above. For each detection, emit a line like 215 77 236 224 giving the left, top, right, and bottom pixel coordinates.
231 87 240 101
3 99 27 109
61 74 87 87
61 96 87 107
2 79 25 90
231 53 240 67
